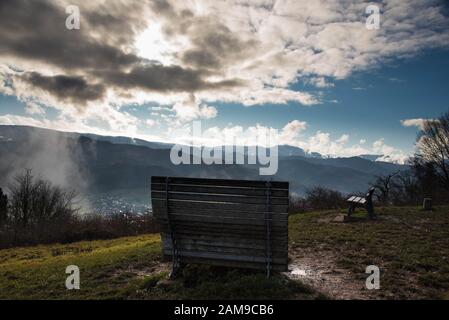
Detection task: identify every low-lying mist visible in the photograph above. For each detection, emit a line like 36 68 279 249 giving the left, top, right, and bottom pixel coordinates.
0 127 92 213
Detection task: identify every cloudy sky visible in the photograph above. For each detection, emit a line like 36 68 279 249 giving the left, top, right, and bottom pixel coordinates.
1 0 449 163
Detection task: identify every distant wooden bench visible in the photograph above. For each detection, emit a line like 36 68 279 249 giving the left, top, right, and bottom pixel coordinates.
346 187 375 219
151 176 289 278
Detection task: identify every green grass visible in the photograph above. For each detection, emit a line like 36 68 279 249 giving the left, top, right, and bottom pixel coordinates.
0 234 317 300
0 235 162 299
289 206 449 299
1 206 448 299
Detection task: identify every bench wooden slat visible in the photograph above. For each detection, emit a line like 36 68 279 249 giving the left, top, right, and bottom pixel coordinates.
162 236 287 255
152 176 289 189
161 233 288 250
151 190 289 205
153 206 288 220
156 213 288 227
162 249 288 265
159 221 287 235
162 246 287 262
161 255 288 271
162 228 287 242
159 220 288 240
152 198 288 214
151 183 289 197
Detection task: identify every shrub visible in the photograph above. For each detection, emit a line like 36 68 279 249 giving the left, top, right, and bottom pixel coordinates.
289 187 346 213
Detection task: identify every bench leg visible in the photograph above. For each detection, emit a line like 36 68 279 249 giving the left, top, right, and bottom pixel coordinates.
348 205 354 217
169 261 185 280
366 204 375 220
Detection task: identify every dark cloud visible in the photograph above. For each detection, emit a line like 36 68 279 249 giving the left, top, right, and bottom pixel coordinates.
151 3 257 71
0 0 244 106
82 1 151 47
150 0 177 17
0 0 140 71
182 50 221 69
20 72 106 106
181 28 255 70
98 64 242 93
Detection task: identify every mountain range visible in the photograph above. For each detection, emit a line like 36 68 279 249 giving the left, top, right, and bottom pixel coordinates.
0 125 407 212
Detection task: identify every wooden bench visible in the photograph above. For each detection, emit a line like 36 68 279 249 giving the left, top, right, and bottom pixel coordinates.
347 187 375 219
151 176 289 278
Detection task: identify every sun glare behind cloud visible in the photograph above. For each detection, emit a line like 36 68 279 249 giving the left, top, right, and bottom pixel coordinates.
135 23 177 65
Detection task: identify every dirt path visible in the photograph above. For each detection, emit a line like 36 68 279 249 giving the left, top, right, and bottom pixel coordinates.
113 261 170 279
122 250 371 300
285 247 372 300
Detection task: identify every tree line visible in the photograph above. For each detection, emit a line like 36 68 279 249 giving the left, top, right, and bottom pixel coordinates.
0 170 159 248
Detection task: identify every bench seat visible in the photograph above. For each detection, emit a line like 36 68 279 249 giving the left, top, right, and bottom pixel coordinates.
346 188 375 219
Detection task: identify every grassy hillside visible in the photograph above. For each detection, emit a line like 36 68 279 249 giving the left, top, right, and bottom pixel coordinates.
0 235 317 300
0 206 448 299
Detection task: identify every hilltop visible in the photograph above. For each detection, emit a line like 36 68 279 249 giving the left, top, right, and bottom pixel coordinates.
1 206 448 300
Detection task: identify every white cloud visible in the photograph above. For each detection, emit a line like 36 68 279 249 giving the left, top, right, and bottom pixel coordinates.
0 114 47 127
372 138 408 163
0 113 163 144
172 94 218 123
3 0 449 116
199 87 320 107
305 77 335 88
25 102 45 115
296 131 367 158
145 119 158 127
292 132 408 163
164 119 410 163
279 120 308 144
0 68 14 96
336 134 350 144
389 77 406 83
400 118 426 129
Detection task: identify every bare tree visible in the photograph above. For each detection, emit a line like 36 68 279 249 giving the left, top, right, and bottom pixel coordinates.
0 187 7 226
411 157 439 198
417 111 449 189
8 170 79 228
1 170 161 247
304 186 346 210
390 170 420 205
371 171 400 204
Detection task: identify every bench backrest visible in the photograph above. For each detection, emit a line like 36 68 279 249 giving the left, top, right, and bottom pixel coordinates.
348 187 376 204
151 176 289 272
366 187 375 200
